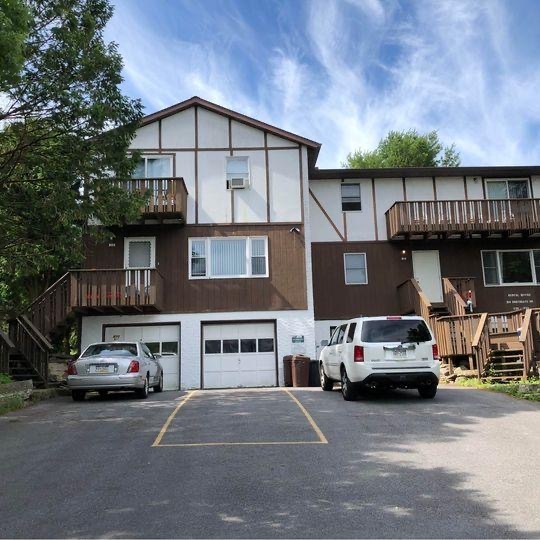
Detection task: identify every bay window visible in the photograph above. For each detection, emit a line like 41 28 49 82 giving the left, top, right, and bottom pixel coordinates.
482 249 540 286
189 236 268 279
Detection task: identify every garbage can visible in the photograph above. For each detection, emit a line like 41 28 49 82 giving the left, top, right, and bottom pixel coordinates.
308 360 320 387
291 355 310 387
283 355 293 387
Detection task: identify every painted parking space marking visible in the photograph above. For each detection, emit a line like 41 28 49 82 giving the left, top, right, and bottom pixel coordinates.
152 388 328 447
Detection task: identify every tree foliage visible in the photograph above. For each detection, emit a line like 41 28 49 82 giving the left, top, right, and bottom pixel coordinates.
0 0 145 319
345 129 461 168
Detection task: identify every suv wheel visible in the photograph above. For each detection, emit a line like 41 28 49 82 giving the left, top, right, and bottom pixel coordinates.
341 368 356 401
418 385 437 399
320 364 334 391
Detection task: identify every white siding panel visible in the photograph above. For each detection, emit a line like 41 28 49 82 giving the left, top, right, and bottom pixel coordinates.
198 151 230 223
232 149 266 223
374 178 403 241
130 123 159 149
198 108 229 148
405 177 434 201
161 108 195 148
267 133 297 148
231 120 264 148
268 149 301 222
175 151 196 224
309 179 343 242
466 175 484 199
345 179 376 241
435 177 466 200
531 176 540 197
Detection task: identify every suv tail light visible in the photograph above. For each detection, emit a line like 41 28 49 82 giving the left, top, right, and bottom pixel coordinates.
127 360 140 373
432 344 439 361
386 316 402 320
354 345 364 363
67 362 77 375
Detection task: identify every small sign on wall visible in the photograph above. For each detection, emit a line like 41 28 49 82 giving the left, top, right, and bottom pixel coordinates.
504 291 535 309
291 335 305 354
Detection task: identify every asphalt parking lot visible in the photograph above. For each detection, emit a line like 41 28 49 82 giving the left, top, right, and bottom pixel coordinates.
1 385 540 538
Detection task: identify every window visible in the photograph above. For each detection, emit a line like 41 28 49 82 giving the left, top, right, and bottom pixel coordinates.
258 338 274 353
161 342 178 356
361 320 432 343
346 323 357 343
145 342 160 355
241 339 257 353
335 325 347 345
189 237 269 279
204 340 221 354
226 157 250 189
344 253 367 285
132 156 172 178
223 339 239 354
481 250 540 286
486 179 529 199
125 237 155 269
341 183 361 211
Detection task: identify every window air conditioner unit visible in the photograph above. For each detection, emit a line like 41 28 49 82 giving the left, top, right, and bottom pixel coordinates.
228 175 249 189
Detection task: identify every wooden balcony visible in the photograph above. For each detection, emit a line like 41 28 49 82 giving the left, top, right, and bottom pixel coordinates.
28 269 164 338
386 199 540 239
114 177 188 222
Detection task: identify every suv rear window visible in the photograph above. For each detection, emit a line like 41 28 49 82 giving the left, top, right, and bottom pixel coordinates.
82 344 138 357
361 320 432 343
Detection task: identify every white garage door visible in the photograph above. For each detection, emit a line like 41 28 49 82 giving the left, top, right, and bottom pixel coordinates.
104 325 180 391
203 322 276 389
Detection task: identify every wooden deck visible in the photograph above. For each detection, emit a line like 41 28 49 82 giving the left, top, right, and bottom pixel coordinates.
386 198 540 239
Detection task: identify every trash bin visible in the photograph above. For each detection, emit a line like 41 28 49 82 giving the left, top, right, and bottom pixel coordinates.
283 355 293 387
291 355 310 387
308 360 320 387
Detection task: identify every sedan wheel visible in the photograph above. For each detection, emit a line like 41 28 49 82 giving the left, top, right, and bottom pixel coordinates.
341 368 356 401
136 376 149 399
154 372 164 393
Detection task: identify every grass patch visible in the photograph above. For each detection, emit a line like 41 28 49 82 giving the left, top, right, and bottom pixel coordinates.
0 373 12 384
0 395 25 415
455 377 540 402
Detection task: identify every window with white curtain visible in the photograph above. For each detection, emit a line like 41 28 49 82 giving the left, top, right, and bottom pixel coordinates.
189 237 268 279
132 156 172 178
344 253 368 285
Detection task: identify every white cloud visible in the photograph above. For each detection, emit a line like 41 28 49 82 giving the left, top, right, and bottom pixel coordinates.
106 0 540 168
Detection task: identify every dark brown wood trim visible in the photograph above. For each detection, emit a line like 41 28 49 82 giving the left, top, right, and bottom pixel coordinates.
309 188 345 242
265 132 270 223
229 118 234 223
195 106 199 224
529 175 534 198
158 120 162 150
200 320 204 389
371 178 379 241
402 177 407 201
189 221 302 227
481 176 486 199
299 146 305 225
129 146 297 152
463 175 468 200
343 212 348 241
432 176 437 200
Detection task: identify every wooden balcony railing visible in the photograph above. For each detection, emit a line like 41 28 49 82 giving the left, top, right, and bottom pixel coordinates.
27 269 164 338
386 199 540 239
448 277 476 309
442 278 468 317
113 177 188 220
397 279 432 322
0 329 14 374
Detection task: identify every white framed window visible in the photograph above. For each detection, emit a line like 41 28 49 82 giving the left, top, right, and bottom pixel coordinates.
344 253 367 285
481 249 540 286
226 156 250 189
485 178 529 200
189 236 268 279
124 237 156 269
132 155 172 178
341 183 361 211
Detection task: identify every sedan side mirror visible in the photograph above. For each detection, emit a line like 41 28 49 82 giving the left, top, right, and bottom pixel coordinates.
154 353 162 360
320 340 329 347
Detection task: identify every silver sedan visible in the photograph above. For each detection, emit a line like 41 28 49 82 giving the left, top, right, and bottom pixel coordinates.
67 341 163 401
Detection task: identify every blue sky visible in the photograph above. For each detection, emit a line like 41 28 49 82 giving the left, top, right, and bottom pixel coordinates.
105 0 540 168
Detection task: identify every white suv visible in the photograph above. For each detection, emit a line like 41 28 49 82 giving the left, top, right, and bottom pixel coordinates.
319 316 440 400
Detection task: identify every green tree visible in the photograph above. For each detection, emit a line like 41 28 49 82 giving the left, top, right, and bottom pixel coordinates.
0 0 145 320
0 0 29 89
345 129 461 168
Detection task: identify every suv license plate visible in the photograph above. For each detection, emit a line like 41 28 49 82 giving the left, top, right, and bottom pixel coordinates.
393 350 407 359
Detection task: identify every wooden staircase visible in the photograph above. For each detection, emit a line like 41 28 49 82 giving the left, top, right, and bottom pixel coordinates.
1 269 164 386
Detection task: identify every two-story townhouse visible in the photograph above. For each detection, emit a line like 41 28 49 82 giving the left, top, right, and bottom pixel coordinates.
76 97 323 390
5 97 540 388
310 166 540 363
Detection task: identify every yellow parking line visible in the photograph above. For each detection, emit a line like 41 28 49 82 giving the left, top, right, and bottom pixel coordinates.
151 391 197 447
282 388 328 444
152 387 328 447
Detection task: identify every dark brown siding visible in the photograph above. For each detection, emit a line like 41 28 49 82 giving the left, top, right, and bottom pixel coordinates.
312 239 540 320
84 224 307 313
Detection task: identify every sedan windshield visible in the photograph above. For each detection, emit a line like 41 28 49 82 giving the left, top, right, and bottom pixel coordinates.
82 344 138 357
361 320 432 343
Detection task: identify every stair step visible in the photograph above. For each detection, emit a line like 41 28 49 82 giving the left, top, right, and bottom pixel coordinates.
490 367 524 373
489 361 524 367
483 376 523 380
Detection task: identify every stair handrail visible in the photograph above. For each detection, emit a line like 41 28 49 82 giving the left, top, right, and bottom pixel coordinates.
0 329 15 374
518 308 534 377
471 312 490 377
442 278 467 317
0 328 16 350
397 278 432 322
17 316 53 352
25 272 70 311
